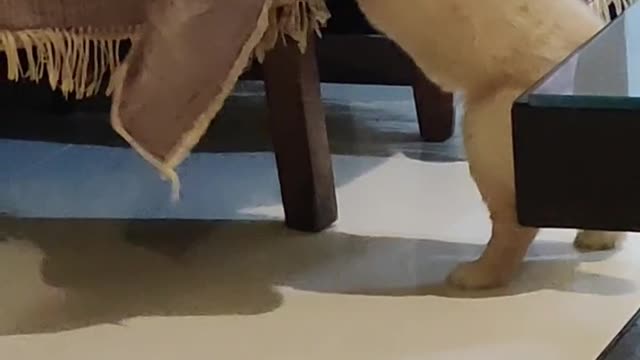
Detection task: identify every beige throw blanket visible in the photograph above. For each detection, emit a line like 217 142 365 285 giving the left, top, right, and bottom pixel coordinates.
0 0 630 196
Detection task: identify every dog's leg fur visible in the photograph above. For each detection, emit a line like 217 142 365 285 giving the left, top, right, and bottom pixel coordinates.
447 89 624 288
356 0 626 289
447 88 539 289
574 230 625 251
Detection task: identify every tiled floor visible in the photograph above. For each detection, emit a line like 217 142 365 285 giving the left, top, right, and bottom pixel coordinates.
1 83 640 359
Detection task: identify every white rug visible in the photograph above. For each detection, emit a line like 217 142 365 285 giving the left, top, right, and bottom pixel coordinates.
1 143 639 359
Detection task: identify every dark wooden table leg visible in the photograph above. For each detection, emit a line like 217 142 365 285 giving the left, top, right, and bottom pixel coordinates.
412 67 454 142
263 34 338 232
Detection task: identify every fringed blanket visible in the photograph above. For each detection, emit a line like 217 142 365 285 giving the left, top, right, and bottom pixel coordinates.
0 0 631 196
589 0 636 19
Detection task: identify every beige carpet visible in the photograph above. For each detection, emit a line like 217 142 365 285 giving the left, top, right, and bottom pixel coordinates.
1 152 640 359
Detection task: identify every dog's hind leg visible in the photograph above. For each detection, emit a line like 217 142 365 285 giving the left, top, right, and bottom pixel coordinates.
448 87 539 289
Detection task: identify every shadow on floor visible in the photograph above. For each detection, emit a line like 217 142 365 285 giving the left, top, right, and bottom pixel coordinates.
0 218 631 336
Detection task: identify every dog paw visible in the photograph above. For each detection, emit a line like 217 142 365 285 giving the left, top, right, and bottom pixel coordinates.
573 231 621 252
447 260 511 290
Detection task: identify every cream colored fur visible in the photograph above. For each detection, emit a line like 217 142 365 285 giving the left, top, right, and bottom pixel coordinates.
356 0 626 289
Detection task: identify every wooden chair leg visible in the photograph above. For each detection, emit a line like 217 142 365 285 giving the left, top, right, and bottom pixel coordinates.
412 68 455 142
263 34 338 232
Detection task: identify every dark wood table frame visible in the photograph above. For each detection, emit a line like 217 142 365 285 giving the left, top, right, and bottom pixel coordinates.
512 0 636 232
513 103 640 232
512 5 640 358
1 30 454 233
255 32 453 232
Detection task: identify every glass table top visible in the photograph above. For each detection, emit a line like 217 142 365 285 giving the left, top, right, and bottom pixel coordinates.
519 3 640 109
